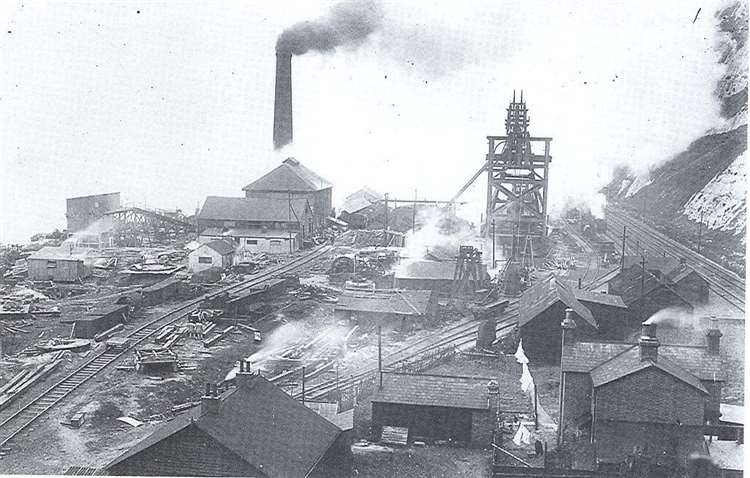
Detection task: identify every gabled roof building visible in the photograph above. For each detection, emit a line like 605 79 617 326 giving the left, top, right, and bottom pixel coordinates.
559 319 726 472
105 366 351 477
242 158 332 232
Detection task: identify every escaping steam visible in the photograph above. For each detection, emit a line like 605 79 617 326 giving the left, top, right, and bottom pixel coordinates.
643 306 697 328
276 0 384 56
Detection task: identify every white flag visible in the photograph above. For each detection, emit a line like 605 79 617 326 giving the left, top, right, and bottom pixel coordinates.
514 339 529 364
520 363 535 393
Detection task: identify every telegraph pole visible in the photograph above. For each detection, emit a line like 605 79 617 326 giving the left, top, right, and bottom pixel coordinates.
383 193 389 232
640 254 647 322
378 325 383 389
412 190 417 233
620 225 627 270
287 190 293 254
491 219 496 268
697 209 704 254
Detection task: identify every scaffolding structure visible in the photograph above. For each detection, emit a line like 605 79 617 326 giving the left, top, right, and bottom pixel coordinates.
484 92 552 244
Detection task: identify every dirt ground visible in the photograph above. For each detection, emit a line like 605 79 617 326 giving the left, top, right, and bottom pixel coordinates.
352 443 492 478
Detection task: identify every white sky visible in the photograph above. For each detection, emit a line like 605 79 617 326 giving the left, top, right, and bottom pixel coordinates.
0 0 728 243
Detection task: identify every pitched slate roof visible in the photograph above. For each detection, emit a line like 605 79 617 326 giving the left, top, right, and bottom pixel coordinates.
573 289 627 308
394 260 456 281
562 341 726 381
610 266 690 306
107 374 342 478
335 289 432 316
242 157 332 192
589 347 708 393
519 275 596 328
199 196 310 223
372 372 530 412
622 255 683 276
198 239 235 256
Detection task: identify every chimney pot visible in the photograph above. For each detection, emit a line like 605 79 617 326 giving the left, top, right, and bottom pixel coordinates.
561 308 577 345
639 321 660 362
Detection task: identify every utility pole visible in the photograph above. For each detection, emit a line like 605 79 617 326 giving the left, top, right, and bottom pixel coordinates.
640 254 647 322
697 209 704 254
620 225 627 270
287 190 293 254
378 325 383 389
491 219 496 268
301 365 306 405
412 190 417 233
383 193 389 232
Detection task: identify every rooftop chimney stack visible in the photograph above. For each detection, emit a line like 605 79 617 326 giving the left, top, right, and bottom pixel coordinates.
706 316 722 355
561 308 577 345
236 359 258 389
201 383 221 416
273 52 293 149
639 321 660 362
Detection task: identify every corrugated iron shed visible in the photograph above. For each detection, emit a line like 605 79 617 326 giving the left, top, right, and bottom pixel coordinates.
198 196 310 223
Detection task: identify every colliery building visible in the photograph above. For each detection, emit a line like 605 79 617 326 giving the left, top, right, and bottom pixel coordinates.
371 371 531 447
616 255 710 305
65 192 120 233
197 196 313 250
242 157 332 232
559 321 726 471
608 265 694 320
394 260 462 295
334 288 437 331
27 246 93 282
518 276 632 362
105 369 351 477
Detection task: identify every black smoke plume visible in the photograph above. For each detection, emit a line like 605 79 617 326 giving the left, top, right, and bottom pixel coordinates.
276 0 383 55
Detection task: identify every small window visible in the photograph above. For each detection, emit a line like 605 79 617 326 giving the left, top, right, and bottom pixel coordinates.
198 257 213 264
246 239 258 245
47 260 57 268
223 221 236 227
270 240 283 245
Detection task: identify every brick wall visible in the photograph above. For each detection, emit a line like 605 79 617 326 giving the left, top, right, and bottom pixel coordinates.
595 367 705 425
594 420 705 465
562 372 593 431
520 302 598 363
470 409 495 446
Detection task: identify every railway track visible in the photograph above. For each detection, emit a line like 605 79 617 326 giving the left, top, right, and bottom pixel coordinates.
0 245 332 449
605 207 745 312
294 302 520 401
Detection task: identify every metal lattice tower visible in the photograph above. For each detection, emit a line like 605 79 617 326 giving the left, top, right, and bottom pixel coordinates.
485 92 552 243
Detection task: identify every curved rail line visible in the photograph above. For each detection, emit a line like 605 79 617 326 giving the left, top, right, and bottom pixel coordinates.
0 245 332 448
605 207 745 312
294 302 520 401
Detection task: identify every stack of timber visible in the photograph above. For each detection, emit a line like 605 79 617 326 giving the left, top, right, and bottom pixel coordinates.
0 353 64 410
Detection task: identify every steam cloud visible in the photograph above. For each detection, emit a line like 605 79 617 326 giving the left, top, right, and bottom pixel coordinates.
276 0 384 56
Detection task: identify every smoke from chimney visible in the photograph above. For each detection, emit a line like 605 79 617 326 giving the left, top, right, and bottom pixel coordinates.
276 0 383 56
272 0 383 150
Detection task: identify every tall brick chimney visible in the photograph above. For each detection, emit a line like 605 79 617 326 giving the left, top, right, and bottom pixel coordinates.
639 322 659 362
273 52 293 149
706 316 722 355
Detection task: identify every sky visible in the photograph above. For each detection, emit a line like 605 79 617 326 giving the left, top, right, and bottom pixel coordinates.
0 0 729 243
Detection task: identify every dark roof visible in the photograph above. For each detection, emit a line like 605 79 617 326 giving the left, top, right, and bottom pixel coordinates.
372 372 530 412
610 266 691 306
198 196 310 223
107 374 342 478
622 255 683 276
519 275 596 328
573 289 627 309
242 157 332 192
394 260 456 281
589 347 708 393
562 341 726 381
199 240 235 256
335 289 432 316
